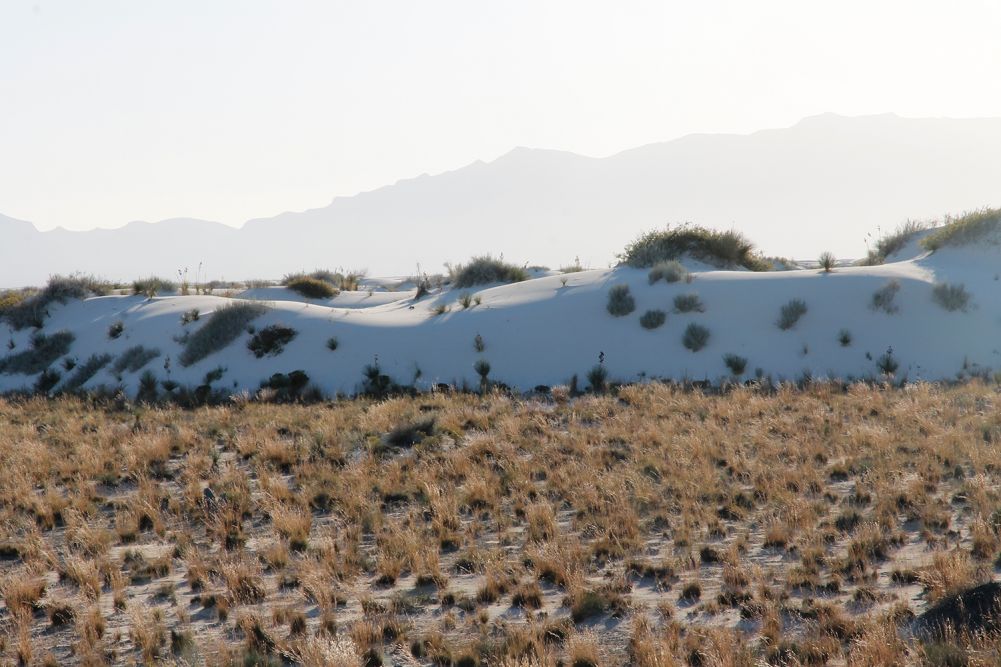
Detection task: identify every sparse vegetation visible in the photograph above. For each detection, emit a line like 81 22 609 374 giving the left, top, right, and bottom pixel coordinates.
819 251 836 272
326 337 339 351
111 345 161 374
606 284 635 316
838 329 853 347
723 353 747 376
682 322 710 352
61 353 112 391
777 299 808 330
0 383 997 662
0 330 74 375
107 320 124 339
639 309 666 329
871 280 901 314
449 255 529 288
673 293 704 313
247 324 298 358
922 207 1001 251
132 276 176 298
621 224 770 271
0 274 111 330
179 302 267 366
862 220 929 265
284 276 339 299
647 260 690 284
931 282 971 312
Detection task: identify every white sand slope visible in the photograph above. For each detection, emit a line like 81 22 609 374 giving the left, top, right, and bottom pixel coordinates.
1 240 998 397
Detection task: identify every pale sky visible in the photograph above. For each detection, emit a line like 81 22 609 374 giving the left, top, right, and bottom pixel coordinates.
2 0 1000 232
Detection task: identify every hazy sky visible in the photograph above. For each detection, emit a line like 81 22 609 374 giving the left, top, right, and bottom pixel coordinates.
2 0 1000 231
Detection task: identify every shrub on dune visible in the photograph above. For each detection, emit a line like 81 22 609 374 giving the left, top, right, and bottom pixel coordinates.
449 256 529 288
247 325 297 358
112 346 161 374
648 260 690 284
285 276 339 299
132 277 176 298
606 285 635 317
62 353 113 392
922 208 1001 251
0 274 111 330
673 293 705 313
0 330 74 375
871 280 901 314
620 224 770 271
179 303 267 366
639 309 666 330
777 299 808 330
931 283 971 312
861 220 929 265
682 323 710 352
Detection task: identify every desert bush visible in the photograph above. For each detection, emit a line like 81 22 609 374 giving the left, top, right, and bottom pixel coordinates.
1 274 111 330
682 323 710 352
871 280 901 314
458 293 474 309
326 337 339 351
431 303 450 316
838 329 853 347
673 293 705 313
876 348 899 376
639 309 666 330
819 251 836 272
179 303 267 366
180 309 200 325
648 260 690 284
931 283 970 312
35 368 61 394
450 256 529 288
132 277 176 298
248 325 297 358
112 346 161 374
473 333 485 352
0 330 74 375
62 353 112 391
285 276 339 299
587 364 608 392
862 220 929 265
777 299 808 330
923 207 1001 251
621 224 770 270
260 370 311 402
723 353 747 376
606 284 635 316
361 363 394 398
108 321 124 339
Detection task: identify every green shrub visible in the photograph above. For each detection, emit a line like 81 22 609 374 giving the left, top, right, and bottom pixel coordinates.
723 353 747 376
876 348 899 376
108 321 124 339
285 276 338 299
459 293 474 309
326 337 339 351
586 365 608 393
0 330 74 375
648 260 690 284
35 368 61 394
923 208 1001 251
606 285 635 317
871 280 901 314
931 283 970 312
777 299 808 330
639 309 666 329
682 323 710 352
620 225 770 271
450 256 529 288
181 309 200 325
62 353 112 391
838 329 853 347
247 325 297 358
0 274 111 330
818 251 836 272
112 346 161 374
132 276 176 297
473 334 485 352
179 303 267 366
361 363 394 398
673 293 705 313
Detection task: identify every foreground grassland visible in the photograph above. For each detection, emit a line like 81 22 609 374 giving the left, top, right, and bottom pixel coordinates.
1 383 1001 666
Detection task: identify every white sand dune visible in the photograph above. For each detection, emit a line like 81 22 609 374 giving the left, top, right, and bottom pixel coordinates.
1 233 997 398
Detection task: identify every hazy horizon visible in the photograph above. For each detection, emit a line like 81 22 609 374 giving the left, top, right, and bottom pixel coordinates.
3 1 1001 233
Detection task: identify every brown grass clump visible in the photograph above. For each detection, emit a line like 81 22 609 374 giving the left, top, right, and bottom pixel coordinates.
1 383 1000 663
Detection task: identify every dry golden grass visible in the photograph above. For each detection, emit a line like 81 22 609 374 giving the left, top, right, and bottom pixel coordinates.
1 382 1000 664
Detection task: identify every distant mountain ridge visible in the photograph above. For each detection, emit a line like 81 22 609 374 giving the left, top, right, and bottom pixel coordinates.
3 113 1001 287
